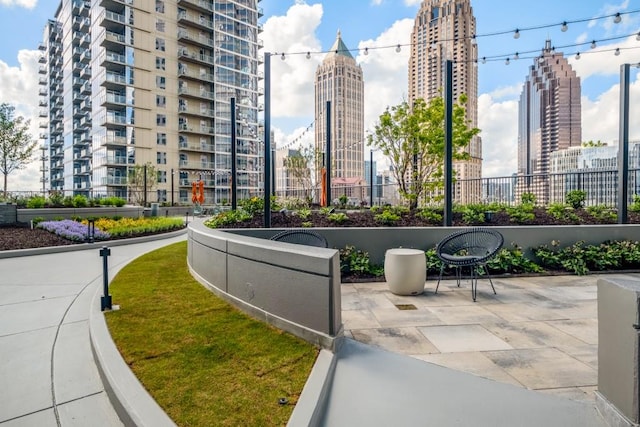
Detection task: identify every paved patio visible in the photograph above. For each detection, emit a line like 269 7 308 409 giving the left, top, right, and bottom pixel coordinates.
341 272 637 404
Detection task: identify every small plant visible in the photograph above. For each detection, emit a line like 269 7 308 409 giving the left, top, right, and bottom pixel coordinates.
565 190 587 209
454 203 485 224
339 245 384 277
417 207 443 223
48 191 64 207
506 204 535 223
630 194 640 213
26 196 46 209
586 204 616 222
296 208 311 220
338 194 348 208
547 203 579 222
328 212 348 223
239 197 263 216
425 247 443 276
63 196 74 207
72 195 88 208
319 206 334 215
485 243 543 274
521 192 536 205
301 221 313 228
203 210 252 228
374 210 401 225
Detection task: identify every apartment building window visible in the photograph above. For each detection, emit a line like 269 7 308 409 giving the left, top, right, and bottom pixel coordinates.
155 0 164 13
156 76 165 89
156 95 166 108
155 38 165 52
156 114 166 126
157 132 167 145
157 189 167 202
157 170 167 183
157 152 167 164
155 56 165 70
156 19 165 32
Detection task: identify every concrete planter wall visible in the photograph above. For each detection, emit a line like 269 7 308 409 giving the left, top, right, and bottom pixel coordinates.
187 221 341 349
228 224 640 265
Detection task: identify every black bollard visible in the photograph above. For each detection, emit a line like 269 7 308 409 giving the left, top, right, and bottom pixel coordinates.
87 218 95 243
100 246 112 311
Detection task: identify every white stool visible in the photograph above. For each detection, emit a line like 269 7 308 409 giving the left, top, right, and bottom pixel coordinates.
384 248 426 296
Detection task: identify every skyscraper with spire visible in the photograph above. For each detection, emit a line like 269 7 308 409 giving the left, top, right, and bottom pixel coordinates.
315 30 364 189
408 0 481 203
518 40 582 204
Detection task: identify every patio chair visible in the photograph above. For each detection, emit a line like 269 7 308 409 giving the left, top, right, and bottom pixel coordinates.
269 229 329 248
435 228 504 301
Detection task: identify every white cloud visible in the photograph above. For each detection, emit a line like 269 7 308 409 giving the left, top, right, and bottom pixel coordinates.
569 35 640 81
0 0 37 8
261 3 324 119
477 94 518 177
0 49 42 192
356 18 414 133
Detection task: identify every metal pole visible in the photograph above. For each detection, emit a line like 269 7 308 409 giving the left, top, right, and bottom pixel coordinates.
325 100 332 206
143 164 147 207
171 168 174 206
264 53 272 227
231 97 237 210
100 246 112 311
271 147 276 196
618 63 630 224
370 150 374 207
444 60 453 226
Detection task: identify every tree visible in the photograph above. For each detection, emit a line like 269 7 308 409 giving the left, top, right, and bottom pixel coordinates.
283 145 322 204
0 103 37 197
127 163 157 206
368 96 480 210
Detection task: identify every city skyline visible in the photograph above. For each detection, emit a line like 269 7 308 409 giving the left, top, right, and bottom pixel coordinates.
0 0 639 191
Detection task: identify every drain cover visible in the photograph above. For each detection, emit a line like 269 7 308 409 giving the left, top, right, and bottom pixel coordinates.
395 304 417 310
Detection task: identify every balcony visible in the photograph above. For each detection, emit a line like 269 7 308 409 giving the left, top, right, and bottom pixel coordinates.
178 123 214 135
178 105 215 118
178 48 215 66
103 114 129 126
177 29 214 49
38 65 47 74
105 155 129 166
179 141 215 153
102 176 127 186
177 0 214 14
177 11 214 31
178 86 215 101
103 30 127 47
39 109 48 118
38 55 46 64
179 159 215 170
178 67 214 82
104 10 126 25
102 51 127 66
101 92 128 106
104 134 127 146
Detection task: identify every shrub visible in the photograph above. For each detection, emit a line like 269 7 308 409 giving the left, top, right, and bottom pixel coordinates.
521 192 536 205
48 192 64 207
339 245 384 277
63 196 74 207
486 243 543 274
586 204 616 222
454 203 485 224
296 208 311 220
374 210 400 225
417 208 443 223
565 190 587 209
630 194 640 213
26 196 46 209
239 197 263 216
547 203 579 222
506 204 534 223
73 195 88 208
301 221 313 228
328 212 348 223
203 210 252 228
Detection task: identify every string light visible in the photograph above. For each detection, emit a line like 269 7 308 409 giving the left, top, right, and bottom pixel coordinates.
590 40 597 49
561 21 568 32
614 12 622 24
280 53 286 61
364 47 369 55
505 58 510 65
575 52 581 60
513 29 520 39
615 48 620 56
513 52 519 60
395 44 401 53
306 51 310 59
481 57 486 64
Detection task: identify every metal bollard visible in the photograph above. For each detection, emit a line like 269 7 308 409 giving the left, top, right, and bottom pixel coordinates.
100 246 112 311
87 218 95 243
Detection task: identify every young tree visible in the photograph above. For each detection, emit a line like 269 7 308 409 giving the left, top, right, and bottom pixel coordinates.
282 145 322 204
127 162 157 206
368 96 480 209
0 103 37 197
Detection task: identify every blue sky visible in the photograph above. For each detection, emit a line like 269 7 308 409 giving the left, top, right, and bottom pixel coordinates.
0 0 638 190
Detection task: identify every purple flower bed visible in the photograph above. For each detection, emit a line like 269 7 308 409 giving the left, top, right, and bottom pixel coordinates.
37 220 110 242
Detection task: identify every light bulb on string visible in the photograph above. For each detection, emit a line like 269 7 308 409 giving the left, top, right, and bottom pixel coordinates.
561 21 568 32
615 48 620 56
505 58 510 65
591 40 596 49
513 29 520 39
395 44 401 53
613 12 622 24
514 52 519 60
364 47 369 55
306 51 311 59
575 52 581 60
481 57 486 64
636 32 640 41
280 53 286 61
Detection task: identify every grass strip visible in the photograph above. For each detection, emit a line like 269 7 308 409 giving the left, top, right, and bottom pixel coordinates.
105 241 319 426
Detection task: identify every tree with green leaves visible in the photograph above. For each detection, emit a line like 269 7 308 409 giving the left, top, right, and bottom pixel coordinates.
282 145 322 204
127 162 157 206
368 96 480 210
0 103 37 197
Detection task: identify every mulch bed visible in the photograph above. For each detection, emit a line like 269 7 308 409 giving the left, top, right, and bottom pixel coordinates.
0 225 80 251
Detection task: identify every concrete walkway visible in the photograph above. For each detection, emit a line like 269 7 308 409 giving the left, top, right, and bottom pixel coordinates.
0 235 185 426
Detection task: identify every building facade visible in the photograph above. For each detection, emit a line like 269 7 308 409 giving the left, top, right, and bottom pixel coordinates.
39 0 264 205
408 0 481 203
517 40 582 204
314 31 364 184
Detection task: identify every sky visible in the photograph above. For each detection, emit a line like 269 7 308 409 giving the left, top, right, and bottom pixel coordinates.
0 0 639 191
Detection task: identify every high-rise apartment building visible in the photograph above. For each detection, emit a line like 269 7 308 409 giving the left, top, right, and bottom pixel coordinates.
518 40 581 204
314 31 364 184
39 0 263 205
408 0 480 203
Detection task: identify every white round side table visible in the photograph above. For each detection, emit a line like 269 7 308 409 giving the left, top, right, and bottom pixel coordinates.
384 248 426 296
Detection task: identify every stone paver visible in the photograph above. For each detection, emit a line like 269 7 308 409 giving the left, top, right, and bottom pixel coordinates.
343 273 610 404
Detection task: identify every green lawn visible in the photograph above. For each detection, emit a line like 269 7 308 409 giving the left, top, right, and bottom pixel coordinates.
105 241 319 426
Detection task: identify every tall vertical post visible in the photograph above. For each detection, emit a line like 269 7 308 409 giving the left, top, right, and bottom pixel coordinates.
100 246 112 311
618 63 630 224
325 101 332 206
170 168 174 206
271 147 276 196
264 53 272 227
41 146 47 196
143 164 148 207
231 97 237 210
443 60 453 226
370 150 374 207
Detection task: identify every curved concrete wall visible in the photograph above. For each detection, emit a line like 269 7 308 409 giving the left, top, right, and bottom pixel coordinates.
229 224 640 265
187 221 342 349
